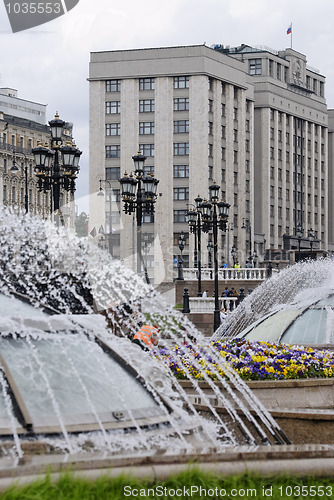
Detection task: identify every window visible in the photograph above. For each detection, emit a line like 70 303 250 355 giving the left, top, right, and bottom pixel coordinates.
174 187 189 201
208 144 213 158
208 77 213 91
249 58 262 75
277 63 281 80
174 98 189 111
174 120 189 134
208 100 213 113
221 125 226 138
144 165 155 175
106 123 120 136
139 122 155 135
106 101 120 114
140 144 154 157
173 165 189 178
106 145 120 158
174 143 189 156
106 167 120 180
174 209 187 223
139 99 155 113
106 80 121 92
111 189 121 202
139 78 155 90
143 214 155 223
269 60 274 77
233 108 238 120
174 76 189 89
173 232 189 245
208 122 213 135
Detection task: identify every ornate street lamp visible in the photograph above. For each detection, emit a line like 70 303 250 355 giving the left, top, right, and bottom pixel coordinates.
177 231 185 280
187 197 203 296
308 228 316 258
252 249 258 268
141 233 151 284
231 244 238 266
32 112 82 224
10 154 28 213
119 152 159 284
242 218 252 264
295 223 303 262
199 181 230 332
97 179 113 257
207 240 214 269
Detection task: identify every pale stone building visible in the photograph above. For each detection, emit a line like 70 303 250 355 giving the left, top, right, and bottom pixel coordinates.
0 88 76 225
89 43 330 284
89 45 254 283
219 45 328 260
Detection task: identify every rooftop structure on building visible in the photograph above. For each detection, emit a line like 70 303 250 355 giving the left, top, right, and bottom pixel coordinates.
0 88 46 125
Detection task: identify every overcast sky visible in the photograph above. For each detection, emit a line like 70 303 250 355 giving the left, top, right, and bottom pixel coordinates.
1 0 334 214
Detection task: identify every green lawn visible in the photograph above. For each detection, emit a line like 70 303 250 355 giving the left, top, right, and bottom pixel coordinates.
1 469 334 499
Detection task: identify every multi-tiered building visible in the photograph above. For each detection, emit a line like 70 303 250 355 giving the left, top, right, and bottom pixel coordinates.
0 88 76 224
88 44 329 285
0 88 51 217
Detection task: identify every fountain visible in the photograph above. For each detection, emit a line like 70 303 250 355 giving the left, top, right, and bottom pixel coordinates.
213 259 334 344
4 208 331 486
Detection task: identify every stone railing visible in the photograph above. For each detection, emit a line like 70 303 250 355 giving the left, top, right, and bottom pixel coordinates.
189 297 238 313
183 267 268 281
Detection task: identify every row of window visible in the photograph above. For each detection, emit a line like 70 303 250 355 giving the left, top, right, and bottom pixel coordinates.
105 165 189 180
106 77 245 101
106 98 190 115
105 120 190 136
105 143 190 158
106 77 190 93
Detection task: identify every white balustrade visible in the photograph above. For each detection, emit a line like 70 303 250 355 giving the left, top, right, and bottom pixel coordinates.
189 297 238 313
183 267 268 281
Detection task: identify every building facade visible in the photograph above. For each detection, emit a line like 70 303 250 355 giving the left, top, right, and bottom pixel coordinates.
219 45 328 259
89 44 330 284
89 45 255 283
0 88 76 224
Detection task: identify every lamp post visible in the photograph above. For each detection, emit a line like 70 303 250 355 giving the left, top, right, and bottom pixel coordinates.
177 231 185 280
10 154 28 213
231 244 238 266
141 233 151 284
97 178 113 257
252 249 258 268
295 224 303 262
207 239 213 269
119 152 159 284
242 218 252 264
308 228 316 258
198 182 230 332
32 112 82 225
187 196 203 297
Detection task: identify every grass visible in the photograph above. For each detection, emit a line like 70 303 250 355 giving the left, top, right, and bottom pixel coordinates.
1 469 334 499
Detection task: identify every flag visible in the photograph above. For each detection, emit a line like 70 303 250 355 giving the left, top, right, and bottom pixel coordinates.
90 227 97 237
287 24 292 35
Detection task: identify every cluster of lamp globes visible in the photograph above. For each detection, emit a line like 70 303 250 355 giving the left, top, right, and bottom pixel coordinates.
187 183 230 233
119 152 159 215
31 113 82 195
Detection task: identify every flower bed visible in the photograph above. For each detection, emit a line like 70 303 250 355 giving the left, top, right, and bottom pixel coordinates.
154 340 334 381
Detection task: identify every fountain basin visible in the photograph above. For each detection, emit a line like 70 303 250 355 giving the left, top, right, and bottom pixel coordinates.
179 379 334 445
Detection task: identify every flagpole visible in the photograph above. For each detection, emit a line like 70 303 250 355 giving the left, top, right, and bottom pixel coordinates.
291 22 293 49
